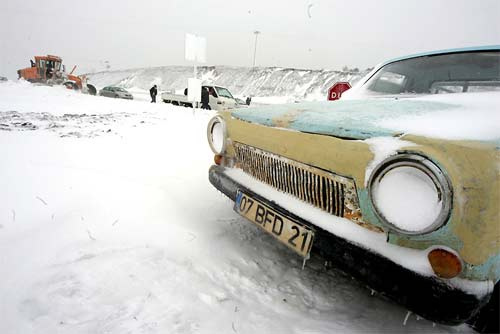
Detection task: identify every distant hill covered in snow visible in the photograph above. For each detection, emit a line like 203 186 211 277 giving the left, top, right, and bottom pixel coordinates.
87 66 369 101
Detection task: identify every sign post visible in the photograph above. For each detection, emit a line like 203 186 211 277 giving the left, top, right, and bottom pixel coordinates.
185 33 206 111
187 78 201 106
327 82 351 101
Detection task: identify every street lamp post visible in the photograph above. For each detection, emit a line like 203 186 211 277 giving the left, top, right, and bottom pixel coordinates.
252 31 260 68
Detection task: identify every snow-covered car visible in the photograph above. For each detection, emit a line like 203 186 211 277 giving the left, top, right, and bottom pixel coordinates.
98 86 133 100
207 46 500 331
0 76 8 82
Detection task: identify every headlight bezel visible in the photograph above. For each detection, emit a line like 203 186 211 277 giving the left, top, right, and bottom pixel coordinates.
368 153 453 235
207 115 227 155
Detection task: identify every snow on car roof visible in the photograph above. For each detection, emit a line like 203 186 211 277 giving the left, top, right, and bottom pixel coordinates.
381 45 500 67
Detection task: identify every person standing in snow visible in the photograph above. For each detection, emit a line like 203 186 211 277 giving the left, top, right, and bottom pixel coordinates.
245 96 252 106
46 61 54 79
201 87 210 110
150 85 158 103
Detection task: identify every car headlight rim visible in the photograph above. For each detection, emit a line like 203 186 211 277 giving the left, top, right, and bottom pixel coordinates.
207 115 227 155
368 153 452 235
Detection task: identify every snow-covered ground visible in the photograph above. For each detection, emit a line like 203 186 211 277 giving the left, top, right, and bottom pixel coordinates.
0 81 473 333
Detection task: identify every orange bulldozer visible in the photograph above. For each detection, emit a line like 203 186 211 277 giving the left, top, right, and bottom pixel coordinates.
17 55 97 95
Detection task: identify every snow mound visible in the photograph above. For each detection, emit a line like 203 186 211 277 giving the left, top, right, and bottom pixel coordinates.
87 66 368 101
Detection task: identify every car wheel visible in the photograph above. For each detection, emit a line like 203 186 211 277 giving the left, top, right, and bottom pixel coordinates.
64 82 79 90
468 282 499 333
87 84 97 96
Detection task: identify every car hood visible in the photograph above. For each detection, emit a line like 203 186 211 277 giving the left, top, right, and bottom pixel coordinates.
231 92 500 143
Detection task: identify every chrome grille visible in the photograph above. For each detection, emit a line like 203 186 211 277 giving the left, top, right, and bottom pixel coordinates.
234 143 363 220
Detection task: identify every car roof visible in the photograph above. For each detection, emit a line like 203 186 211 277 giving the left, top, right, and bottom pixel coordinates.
351 45 500 90
381 45 500 66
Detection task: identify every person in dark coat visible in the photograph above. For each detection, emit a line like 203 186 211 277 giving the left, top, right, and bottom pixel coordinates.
245 96 252 106
150 85 158 103
201 87 210 110
46 62 54 79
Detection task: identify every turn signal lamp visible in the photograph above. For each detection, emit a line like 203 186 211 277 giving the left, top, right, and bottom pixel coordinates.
214 154 223 165
428 248 462 279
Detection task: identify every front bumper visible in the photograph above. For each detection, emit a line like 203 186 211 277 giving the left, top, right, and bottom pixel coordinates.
209 164 491 325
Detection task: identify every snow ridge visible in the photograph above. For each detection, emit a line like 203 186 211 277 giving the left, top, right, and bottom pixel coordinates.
87 66 367 101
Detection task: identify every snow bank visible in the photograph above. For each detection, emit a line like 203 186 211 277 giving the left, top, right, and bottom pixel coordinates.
87 66 368 102
0 80 150 116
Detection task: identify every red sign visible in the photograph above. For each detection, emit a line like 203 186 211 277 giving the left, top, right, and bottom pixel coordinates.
328 82 351 101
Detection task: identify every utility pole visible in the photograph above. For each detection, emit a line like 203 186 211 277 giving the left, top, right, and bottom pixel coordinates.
252 31 260 68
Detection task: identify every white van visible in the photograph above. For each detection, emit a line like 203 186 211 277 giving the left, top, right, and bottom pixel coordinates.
161 85 237 111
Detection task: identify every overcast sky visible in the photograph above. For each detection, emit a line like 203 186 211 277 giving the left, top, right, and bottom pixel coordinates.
1 0 499 78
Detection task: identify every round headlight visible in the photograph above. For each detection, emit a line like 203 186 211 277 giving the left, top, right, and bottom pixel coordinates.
207 116 227 154
368 154 452 235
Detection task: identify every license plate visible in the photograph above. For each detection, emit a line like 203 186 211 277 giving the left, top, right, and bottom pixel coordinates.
234 190 314 258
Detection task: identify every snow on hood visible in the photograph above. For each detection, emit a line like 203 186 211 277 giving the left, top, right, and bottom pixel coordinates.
377 92 500 142
232 92 500 142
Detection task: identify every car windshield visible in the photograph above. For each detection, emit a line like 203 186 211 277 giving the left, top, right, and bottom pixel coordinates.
215 87 234 99
115 87 126 92
360 51 500 96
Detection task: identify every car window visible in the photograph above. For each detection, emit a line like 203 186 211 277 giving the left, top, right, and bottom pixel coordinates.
430 80 500 94
369 71 407 94
467 82 500 92
207 87 218 97
215 87 234 99
361 51 500 95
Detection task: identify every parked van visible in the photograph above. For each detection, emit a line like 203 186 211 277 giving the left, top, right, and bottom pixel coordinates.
161 85 237 111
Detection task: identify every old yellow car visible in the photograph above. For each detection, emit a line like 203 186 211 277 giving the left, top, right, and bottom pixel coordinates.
207 46 499 332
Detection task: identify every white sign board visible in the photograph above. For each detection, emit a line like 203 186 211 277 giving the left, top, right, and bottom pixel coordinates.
187 78 202 102
185 33 206 63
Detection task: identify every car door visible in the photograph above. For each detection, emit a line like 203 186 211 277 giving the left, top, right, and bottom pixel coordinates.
106 87 116 97
214 86 237 110
101 87 110 97
207 87 221 110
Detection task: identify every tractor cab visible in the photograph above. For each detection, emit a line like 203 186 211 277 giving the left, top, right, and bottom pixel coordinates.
18 55 63 82
34 55 63 80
